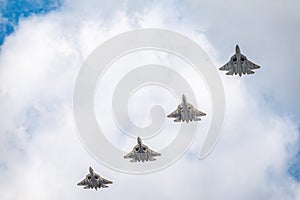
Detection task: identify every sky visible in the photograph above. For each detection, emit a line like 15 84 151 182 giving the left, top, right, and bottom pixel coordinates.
0 0 300 199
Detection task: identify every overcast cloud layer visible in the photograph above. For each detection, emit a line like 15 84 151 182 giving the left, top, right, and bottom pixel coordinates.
0 0 300 199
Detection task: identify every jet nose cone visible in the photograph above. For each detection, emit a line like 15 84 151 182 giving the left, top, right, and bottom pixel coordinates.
182 94 187 101
89 166 94 174
137 136 142 144
235 45 241 53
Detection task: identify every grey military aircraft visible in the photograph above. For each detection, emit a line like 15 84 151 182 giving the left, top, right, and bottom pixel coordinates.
167 94 206 123
77 167 113 190
219 45 260 76
124 137 161 162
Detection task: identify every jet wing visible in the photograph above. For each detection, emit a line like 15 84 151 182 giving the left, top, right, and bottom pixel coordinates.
77 178 88 186
167 108 180 118
219 61 232 71
188 103 206 116
100 177 113 184
147 148 161 157
192 107 206 116
247 59 260 69
124 150 134 159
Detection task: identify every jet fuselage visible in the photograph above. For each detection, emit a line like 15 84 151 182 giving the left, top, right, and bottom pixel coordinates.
231 45 248 76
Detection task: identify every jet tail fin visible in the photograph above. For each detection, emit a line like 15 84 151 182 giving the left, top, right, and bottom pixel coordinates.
247 70 255 74
226 71 234 75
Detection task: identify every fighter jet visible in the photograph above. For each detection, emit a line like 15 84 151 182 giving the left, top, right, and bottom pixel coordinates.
167 94 206 123
124 137 161 162
219 45 260 76
77 167 113 190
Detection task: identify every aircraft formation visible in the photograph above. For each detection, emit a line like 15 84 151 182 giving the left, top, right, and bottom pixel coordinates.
77 45 261 190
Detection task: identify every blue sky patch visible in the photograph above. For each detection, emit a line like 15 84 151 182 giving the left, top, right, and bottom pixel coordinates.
0 0 61 46
288 127 300 182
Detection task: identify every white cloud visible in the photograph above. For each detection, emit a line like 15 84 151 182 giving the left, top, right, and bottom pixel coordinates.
0 1 300 200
